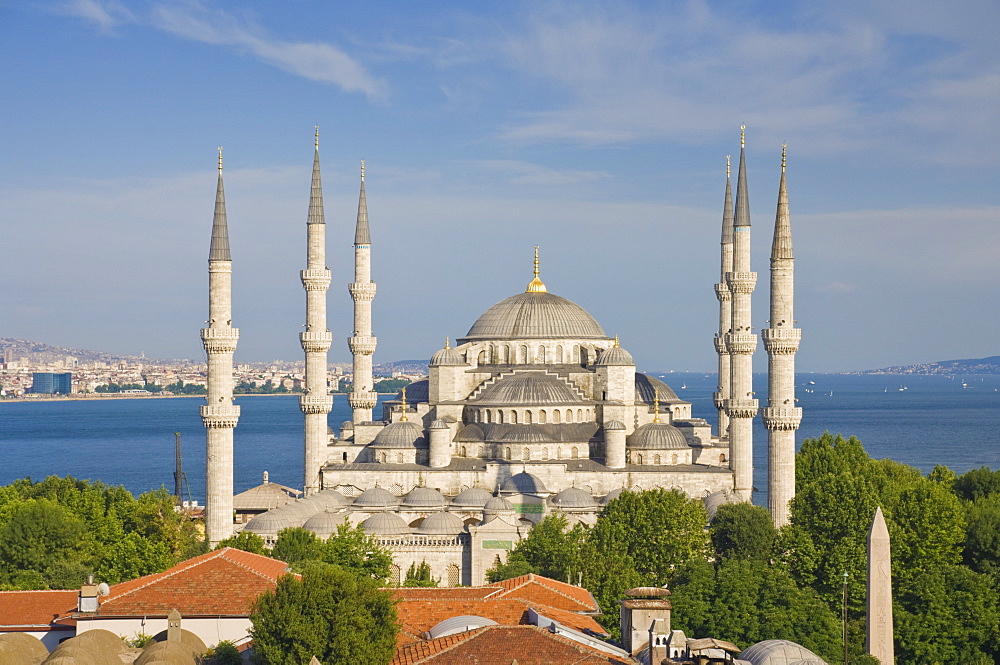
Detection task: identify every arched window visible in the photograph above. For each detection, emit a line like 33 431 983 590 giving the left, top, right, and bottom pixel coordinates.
572 447 579 459
380 453 387 463
397 453 403 464
556 345 564 363
519 345 528 363
461 446 467 457
478 350 487 364
510 410 518 424
537 346 546 363
637 454 644 465
390 564 401 587
524 410 532 424
522 447 530 461
498 410 504 424
539 409 547 424
573 345 580 365
577 409 583 421
485 410 492 423
553 410 562 423
566 410 574 423
654 454 661 465
542 447 549 460
505 447 511 460
447 564 460 587
502 345 510 363
672 453 678 465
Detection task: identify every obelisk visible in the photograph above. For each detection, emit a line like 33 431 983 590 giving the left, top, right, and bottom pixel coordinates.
867 506 894 664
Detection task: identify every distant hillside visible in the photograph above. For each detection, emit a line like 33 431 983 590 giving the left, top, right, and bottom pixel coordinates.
374 359 430 375
0 337 189 366
856 356 1000 375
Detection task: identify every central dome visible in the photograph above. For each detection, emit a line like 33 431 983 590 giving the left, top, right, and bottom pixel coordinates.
460 291 607 342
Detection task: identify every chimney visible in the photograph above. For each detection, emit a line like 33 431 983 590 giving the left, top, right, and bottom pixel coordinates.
78 576 98 613
167 608 182 642
619 586 672 654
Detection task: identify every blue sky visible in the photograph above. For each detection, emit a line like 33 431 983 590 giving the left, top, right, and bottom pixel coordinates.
1 0 998 372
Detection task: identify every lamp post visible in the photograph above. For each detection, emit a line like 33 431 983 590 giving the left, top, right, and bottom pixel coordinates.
842 571 849 665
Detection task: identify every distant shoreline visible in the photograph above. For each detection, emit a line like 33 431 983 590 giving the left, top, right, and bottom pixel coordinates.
0 392 400 405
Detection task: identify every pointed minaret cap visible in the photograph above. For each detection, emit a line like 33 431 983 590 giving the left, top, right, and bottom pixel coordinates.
771 143 793 260
307 126 325 225
734 126 751 228
525 246 547 293
721 155 734 244
354 160 371 245
209 146 232 262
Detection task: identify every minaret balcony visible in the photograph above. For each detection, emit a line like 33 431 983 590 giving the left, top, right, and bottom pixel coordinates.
725 271 757 293
301 268 331 291
714 283 732 301
349 335 378 355
200 404 241 428
300 394 333 414
725 398 759 419
300 331 333 353
348 391 378 410
762 328 802 355
200 328 240 354
712 391 727 410
349 282 377 301
714 336 729 354
762 406 803 430
725 333 758 354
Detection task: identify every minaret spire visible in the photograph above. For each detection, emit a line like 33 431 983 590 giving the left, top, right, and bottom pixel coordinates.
201 147 240 546
762 143 802 525
725 125 758 503
349 161 378 423
713 155 734 440
300 128 334 496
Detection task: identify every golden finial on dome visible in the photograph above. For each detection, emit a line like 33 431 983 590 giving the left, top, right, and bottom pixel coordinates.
400 386 408 422
360 160 365 182
445 336 451 349
525 245 547 293
315 125 319 149
653 389 662 424
613 334 620 348
781 143 787 172
740 125 746 148
217 146 223 172
726 155 731 178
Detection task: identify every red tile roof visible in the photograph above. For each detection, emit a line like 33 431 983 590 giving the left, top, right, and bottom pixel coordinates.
486 574 600 614
92 548 292 617
392 625 632 665
0 590 77 630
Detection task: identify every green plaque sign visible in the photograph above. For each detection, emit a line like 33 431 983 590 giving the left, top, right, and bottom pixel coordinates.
515 503 544 514
482 540 513 550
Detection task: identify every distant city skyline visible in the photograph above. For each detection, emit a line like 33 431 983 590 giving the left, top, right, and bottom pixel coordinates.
2 1 998 372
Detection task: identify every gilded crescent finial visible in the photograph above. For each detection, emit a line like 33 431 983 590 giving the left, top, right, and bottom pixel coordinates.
360 160 365 182
400 386 408 422
315 125 319 149
653 389 661 423
614 334 620 348
781 143 787 172
526 246 547 293
740 125 746 148
726 155 731 178
217 146 223 172
445 336 450 349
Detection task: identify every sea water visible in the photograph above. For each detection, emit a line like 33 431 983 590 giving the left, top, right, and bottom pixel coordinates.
2 374 998 506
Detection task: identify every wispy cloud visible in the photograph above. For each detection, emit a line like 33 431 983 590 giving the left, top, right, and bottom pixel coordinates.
473 160 612 186
55 0 135 32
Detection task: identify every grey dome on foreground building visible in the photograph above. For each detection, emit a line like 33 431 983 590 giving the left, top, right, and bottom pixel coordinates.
500 472 547 494
416 511 465 535
402 487 446 509
370 420 427 449
627 422 690 450
472 372 584 406
738 640 827 665
451 487 493 508
353 486 398 509
361 512 410 536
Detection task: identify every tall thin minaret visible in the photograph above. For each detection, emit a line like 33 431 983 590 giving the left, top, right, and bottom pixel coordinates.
201 147 240 546
725 126 758 503
713 155 734 439
300 128 333 496
762 145 802 526
348 161 378 423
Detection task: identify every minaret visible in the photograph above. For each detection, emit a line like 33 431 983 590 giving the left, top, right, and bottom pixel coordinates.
713 155 734 439
762 145 802 526
300 128 333 496
201 147 240 546
725 126 758 503
348 161 378 423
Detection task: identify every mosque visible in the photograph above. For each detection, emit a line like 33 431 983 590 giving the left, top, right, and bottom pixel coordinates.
200 128 802 586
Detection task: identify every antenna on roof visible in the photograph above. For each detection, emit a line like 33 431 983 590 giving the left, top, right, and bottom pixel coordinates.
97 582 110 597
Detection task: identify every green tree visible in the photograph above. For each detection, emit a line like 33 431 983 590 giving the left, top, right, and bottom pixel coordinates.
204 640 242 665
710 503 776 562
964 494 1000 578
485 558 537 583
0 499 89 587
217 530 268 555
321 523 393 582
95 531 174 584
501 513 588 582
954 466 1000 501
271 528 324 567
403 560 438 587
250 562 398 665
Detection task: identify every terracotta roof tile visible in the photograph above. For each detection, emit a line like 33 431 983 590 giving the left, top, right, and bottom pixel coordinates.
392 625 633 665
0 590 78 630
94 548 292 617
487 574 600 613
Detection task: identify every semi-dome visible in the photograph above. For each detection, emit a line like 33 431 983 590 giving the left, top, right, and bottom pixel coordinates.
604 420 626 431
499 425 556 443
473 372 583 405
403 487 446 509
370 420 427 449
460 291 607 342
302 509 346 538
417 511 465 535
361 512 410 536
595 344 634 366
738 640 827 665
635 374 681 404
451 487 493 508
550 487 597 509
500 471 547 494
628 422 689 450
353 486 399 509
483 496 515 516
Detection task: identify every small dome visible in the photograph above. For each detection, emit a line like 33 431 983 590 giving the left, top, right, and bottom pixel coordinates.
279 500 322 520
483 496 515 516
310 489 349 509
302 509 346 538
0 633 47 664
499 425 555 443
595 345 634 366
245 507 299 535
501 471 548 494
427 615 499 639
403 487 446 509
417 511 466 535
550 487 597 509
431 345 466 366
627 422 689 450
354 486 399 509
394 379 429 403
456 423 486 442
600 488 625 505
370 420 427 449
635 373 681 404
704 489 739 519
361 512 410 535
604 420 626 431
738 640 826 665
429 419 450 429
341 420 354 429
451 487 493 508
473 372 583 406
